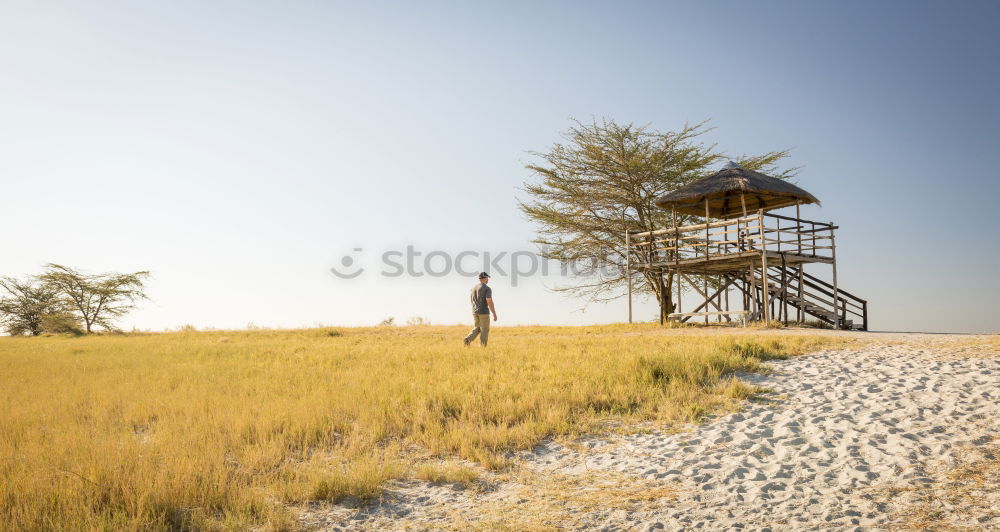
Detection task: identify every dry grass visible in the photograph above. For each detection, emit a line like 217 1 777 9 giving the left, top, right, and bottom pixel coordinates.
0 324 838 530
944 336 1000 358
876 436 1000 530
447 469 678 531
413 461 480 488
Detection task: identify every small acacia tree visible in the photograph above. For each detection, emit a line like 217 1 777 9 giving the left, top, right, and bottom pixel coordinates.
40 264 150 334
0 276 77 336
519 119 794 322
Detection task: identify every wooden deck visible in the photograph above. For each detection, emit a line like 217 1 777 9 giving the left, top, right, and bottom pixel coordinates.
626 211 837 274
635 250 833 274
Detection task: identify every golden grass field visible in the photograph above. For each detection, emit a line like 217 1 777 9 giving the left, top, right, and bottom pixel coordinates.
0 324 841 530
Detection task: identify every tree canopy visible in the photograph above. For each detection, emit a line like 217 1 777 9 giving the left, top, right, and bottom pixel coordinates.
39 264 150 334
0 276 73 336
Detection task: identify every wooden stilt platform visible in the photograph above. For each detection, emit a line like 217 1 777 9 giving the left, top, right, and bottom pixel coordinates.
626 211 867 330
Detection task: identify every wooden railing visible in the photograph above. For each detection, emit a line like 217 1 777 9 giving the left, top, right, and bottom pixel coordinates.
627 212 836 266
759 266 868 330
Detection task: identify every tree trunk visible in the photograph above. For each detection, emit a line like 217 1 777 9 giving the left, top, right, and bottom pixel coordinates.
646 271 675 324
661 271 675 323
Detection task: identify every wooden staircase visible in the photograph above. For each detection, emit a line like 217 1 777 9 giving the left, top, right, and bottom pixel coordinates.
747 264 868 330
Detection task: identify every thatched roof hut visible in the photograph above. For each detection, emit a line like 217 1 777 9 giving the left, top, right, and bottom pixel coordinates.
655 162 819 218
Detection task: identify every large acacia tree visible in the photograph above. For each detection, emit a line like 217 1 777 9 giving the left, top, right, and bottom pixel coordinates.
0 276 72 336
519 119 793 322
40 264 150 333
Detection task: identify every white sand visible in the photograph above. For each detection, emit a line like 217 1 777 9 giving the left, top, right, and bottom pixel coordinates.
299 333 1000 530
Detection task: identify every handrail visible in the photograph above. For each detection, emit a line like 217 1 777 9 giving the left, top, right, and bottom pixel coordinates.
799 270 867 304
763 270 864 315
763 212 834 228
629 216 761 239
762 268 864 308
758 266 868 329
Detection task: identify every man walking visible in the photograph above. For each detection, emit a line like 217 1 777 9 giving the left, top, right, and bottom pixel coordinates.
464 272 497 346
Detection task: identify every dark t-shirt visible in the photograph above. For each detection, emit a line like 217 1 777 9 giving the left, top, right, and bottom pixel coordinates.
471 283 492 315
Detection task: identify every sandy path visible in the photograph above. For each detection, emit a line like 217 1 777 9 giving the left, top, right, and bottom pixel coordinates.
301 334 1000 530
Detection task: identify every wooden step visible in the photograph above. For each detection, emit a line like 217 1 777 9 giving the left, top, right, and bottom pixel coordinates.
760 279 839 323
748 266 866 331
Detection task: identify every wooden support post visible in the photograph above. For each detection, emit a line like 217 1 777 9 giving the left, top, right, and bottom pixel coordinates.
830 228 840 328
715 275 729 323
757 209 771 322
794 202 804 323
771 289 776 321
704 198 710 263
811 221 817 254
625 228 632 324
760 231 771 321
724 278 731 323
672 208 679 266
797 265 804 322
704 276 709 325
658 268 666 326
739 193 749 254
741 273 748 316
704 199 710 326
753 266 764 321
776 216 781 253
675 269 682 319
781 254 788 325
743 277 749 318
796 203 803 255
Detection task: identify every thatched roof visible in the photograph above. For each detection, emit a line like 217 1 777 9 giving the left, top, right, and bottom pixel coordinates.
654 162 819 218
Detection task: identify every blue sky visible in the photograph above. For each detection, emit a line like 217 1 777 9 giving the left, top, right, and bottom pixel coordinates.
1 1 998 333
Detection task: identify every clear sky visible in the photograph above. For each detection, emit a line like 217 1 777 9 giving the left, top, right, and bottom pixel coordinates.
2 1 998 333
